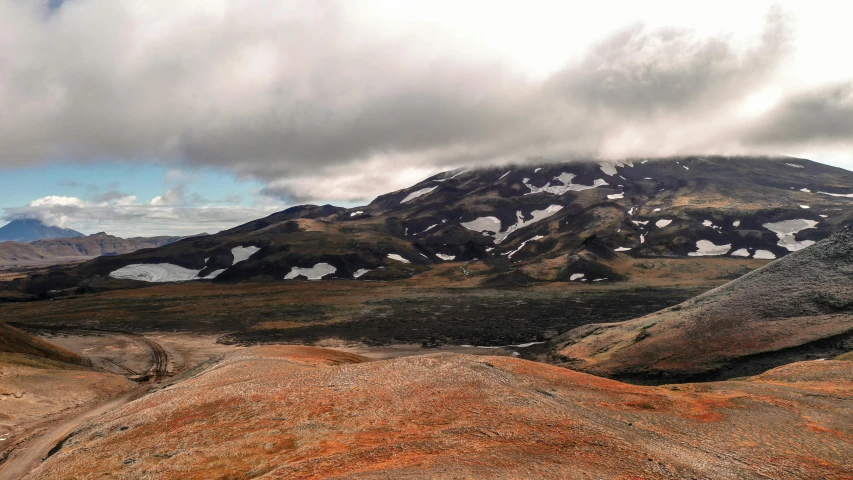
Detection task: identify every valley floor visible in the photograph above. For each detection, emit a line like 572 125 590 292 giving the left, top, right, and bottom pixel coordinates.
2 256 848 478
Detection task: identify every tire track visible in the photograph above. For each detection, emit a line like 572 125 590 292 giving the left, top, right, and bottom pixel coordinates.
9 323 169 380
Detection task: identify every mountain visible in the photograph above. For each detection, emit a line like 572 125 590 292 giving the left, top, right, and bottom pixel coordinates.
547 227 853 382
0 219 84 243
0 232 187 266
29 346 853 479
61 156 853 287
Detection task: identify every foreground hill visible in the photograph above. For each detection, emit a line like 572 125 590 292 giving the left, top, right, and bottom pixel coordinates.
0 321 82 365
0 232 186 266
0 324 134 473
0 219 83 243
548 228 853 381
53 156 853 288
31 346 852 479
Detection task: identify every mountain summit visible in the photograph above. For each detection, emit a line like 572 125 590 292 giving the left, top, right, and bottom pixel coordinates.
69 156 853 286
0 219 84 243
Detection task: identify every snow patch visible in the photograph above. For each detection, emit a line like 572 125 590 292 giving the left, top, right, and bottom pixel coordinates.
730 248 750 257
800 205 810 209
534 167 543 173
598 163 618 176
353 268 371 279
205 269 227 279
733 220 741 227
499 170 511 180
461 216 502 235
655 219 672 228
607 193 624 200
762 219 818 251
506 235 544 259
754 250 776 259
702 220 722 232
631 220 648 226
818 191 853 198
436 253 456 261
401 186 438 203
232 246 260 265
569 273 585 281
785 163 804 168
418 224 439 235
523 173 607 195
387 253 411 263
799 188 811 193
688 240 731 256
462 206 562 244
495 205 563 244
653 208 661 212
615 247 632 252
284 263 337 280
110 264 203 283
350 211 364 217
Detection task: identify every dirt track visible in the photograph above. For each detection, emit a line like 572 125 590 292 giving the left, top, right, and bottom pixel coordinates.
10 324 169 380
0 327 169 479
0 386 149 480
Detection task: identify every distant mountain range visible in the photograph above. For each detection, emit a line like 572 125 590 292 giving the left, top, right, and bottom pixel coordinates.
0 231 191 266
66 156 853 285
0 219 84 242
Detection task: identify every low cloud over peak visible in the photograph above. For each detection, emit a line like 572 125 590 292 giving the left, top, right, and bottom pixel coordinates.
0 1 851 205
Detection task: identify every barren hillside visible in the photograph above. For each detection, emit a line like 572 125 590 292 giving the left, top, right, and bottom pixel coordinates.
548 228 853 381
31 346 853 479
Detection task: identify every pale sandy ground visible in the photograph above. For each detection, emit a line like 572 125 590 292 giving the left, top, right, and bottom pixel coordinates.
0 354 134 473
1 332 239 479
37 331 246 377
40 332 152 375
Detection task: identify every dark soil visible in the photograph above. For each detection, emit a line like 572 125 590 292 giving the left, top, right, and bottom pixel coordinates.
218 287 704 347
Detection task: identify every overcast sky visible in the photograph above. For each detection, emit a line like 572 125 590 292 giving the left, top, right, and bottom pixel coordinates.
2 0 852 236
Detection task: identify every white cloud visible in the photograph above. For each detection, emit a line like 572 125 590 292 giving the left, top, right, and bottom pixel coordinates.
27 196 86 208
4 194 279 237
0 1 851 205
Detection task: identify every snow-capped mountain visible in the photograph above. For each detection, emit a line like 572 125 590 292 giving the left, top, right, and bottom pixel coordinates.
46 156 853 285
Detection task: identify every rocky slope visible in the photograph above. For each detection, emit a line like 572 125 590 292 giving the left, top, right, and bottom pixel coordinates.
0 232 185 266
30 346 853 479
548 228 853 381
0 219 83 243
71 156 853 285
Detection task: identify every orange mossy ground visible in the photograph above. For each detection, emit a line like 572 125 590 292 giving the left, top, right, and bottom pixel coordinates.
33 347 853 479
